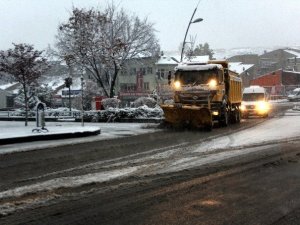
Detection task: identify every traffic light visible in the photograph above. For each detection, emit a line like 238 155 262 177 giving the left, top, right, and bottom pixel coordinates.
65 77 72 88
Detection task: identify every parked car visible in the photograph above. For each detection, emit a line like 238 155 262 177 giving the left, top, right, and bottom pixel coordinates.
287 88 300 102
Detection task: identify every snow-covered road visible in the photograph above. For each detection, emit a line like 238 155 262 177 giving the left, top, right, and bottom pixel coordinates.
1 105 300 217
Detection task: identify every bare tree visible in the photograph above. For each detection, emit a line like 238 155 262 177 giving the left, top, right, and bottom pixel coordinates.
55 4 160 98
0 43 49 126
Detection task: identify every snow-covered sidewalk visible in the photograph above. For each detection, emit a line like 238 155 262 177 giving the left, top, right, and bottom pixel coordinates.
0 121 159 154
0 121 100 139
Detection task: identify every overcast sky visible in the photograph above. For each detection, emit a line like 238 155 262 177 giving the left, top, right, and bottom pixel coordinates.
0 0 299 51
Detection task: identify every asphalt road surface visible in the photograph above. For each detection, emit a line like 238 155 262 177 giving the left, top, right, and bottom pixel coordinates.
1 102 300 225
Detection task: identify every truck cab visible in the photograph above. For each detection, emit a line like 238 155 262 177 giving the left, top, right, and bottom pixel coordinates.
161 60 242 130
241 86 269 118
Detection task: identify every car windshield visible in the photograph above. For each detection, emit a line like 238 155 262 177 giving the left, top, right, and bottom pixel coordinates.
243 93 265 101
175 70 218 85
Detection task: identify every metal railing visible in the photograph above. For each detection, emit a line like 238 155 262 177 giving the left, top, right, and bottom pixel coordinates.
0 110 81 119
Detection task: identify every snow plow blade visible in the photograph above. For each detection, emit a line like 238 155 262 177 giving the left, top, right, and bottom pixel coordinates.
161 104 213 129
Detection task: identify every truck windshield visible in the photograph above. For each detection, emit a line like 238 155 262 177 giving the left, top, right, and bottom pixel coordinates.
243 93 265 101
175 70 219 85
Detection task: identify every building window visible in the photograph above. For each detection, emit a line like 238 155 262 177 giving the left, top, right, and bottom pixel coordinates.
156 69 165 79
120 68 128 76
130 68 137 76
147 67 153 74
144 82 149 90
140 67 146 75
120 83 136 92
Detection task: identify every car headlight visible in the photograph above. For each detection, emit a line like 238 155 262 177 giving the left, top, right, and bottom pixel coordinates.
208 79 217 89
174 80 181 90
240 104 246 111
256 101 269 112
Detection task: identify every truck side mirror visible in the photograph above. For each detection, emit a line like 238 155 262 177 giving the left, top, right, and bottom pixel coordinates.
168 71 171 85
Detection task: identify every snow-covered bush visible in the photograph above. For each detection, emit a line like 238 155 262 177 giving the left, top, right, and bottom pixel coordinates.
133 105 163 118
133 97 157 108
163 99 174 105
102 98 120 109
82 105 164 122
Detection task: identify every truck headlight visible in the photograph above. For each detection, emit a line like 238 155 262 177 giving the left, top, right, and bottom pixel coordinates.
208 79 217 89
174 80 181 90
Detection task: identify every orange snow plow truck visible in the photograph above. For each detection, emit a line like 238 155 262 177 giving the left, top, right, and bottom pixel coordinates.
160 60 242 131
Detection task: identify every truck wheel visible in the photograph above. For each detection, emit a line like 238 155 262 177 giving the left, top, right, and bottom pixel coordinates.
236 109 241 123
203 123 213 131
230 109 238 124
219 109 229 127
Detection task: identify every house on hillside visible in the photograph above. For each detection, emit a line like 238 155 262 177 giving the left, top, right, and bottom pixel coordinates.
285 49 300 71
250 69 300 97
228 54 259 67
258 48 300 75
228 62 255 88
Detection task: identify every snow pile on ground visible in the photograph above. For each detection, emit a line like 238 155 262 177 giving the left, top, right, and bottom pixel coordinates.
293 103 300 111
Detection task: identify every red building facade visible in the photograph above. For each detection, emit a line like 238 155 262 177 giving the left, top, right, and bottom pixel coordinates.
250 69 300 96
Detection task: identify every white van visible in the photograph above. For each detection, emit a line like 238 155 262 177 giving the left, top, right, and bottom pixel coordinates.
287 88 300 102
241 86 269 118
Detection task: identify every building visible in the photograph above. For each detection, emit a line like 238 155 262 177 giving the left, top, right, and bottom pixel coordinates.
228 62 255 88
258 48 300 75
250 69 300 96
228 54 259 67
285 50 300 72
117 57 158 106
0 89 14 109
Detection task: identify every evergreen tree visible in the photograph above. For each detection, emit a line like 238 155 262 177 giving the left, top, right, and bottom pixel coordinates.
193 42 214 59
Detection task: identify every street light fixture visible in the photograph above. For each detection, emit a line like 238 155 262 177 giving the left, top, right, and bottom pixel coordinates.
180 9 203 62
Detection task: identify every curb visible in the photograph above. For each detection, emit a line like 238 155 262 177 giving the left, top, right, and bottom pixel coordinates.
0 129 101 146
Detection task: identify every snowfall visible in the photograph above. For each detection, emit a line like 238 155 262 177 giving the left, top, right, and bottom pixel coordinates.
1 104 300 215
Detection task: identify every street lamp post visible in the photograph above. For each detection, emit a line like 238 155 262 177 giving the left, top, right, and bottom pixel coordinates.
80 74 84 127
180 8 203 62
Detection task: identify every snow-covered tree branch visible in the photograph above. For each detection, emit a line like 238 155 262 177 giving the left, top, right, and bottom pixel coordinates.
55 3 160 98
0 43 50 126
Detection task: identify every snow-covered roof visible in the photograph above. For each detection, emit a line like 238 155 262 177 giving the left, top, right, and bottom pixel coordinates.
156 54 209 65
176 63 222 71
41 77 66 91
228 62 254 74
284 50 300 59
243 86 265 94
156 56 178 65
0 82 18 90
